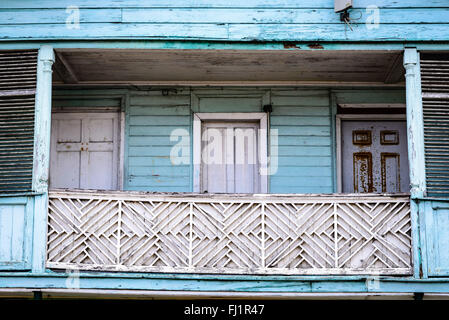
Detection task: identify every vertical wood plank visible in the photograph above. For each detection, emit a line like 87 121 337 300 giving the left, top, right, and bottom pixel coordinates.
404 48 427 198
0 206 12 262
193 114 201 192
0 197 32 270
10 205 25 262
330 92 338 192
410 199 421 278
32 45 54 193
31 45 54 273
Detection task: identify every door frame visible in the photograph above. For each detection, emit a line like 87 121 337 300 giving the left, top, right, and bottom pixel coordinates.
336 113 406 193
193 112 268 193
50 110 125 190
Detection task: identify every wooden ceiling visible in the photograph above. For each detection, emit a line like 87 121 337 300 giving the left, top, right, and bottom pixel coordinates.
52 49 405 86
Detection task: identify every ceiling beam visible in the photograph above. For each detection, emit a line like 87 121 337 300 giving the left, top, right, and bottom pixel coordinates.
53 51 78 84
52 80 405 87
384 53 405 84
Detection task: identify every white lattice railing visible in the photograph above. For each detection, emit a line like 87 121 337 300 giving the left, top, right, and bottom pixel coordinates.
47 190 412 275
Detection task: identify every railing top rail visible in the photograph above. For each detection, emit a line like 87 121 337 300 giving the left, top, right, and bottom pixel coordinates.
49 189 410 203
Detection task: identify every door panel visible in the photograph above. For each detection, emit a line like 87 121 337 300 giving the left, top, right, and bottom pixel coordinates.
342 120 409 193
201 122 259 193
234 127 258 193
424 201 449 277
50 112 120 190
381 153 401 192
353 152 373 193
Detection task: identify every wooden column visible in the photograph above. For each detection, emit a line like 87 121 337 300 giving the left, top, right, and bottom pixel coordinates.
404 48 426 199
404 47 426 279
31 45 54 273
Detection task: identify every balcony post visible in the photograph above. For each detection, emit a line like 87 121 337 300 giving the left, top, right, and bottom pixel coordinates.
404 48 426 199
31 45 54 273
404 47 426 279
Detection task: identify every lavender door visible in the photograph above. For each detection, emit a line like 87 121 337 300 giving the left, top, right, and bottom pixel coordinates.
49 112 120 190
342 120 409 193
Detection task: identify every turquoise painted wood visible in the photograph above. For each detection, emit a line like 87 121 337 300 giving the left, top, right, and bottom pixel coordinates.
333 89 406 105
410 199 421 279
125 90 192 192
2 41 449 52
270 89 333 194
32 45 54 194
49 87 408 194
0 197 33 271
2 0 448 8
52 97 121 109
31 46 54 273
422 199 449 277
404 48 426 199
0 1 448 42
3 271 449 293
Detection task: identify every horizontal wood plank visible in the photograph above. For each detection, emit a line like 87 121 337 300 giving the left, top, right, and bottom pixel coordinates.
0 23 447 41
3 0 448 9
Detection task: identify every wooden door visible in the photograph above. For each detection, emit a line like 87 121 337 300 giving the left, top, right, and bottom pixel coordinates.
50 112 120 190
201 121 259 193
342 120 409 193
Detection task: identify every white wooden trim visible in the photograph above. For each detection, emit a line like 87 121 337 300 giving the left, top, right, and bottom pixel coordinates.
336 116 342 193
193 113 268 193
259 113 268 193
118 111 125 190
335 113 407 193
193 114 202 192
195 112 267 121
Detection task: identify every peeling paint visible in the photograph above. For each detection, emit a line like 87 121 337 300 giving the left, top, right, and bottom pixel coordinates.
282 42 301 49
308 43 324 49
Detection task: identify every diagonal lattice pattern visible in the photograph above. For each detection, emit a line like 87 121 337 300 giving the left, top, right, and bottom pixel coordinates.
47 191 412 275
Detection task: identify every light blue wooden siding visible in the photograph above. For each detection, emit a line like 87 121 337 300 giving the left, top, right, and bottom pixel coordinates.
333 89 406 105
192 89 268 113
421 200 449 277
0 1 448 42
51 88 407 193
0 197 33 270
125 90 192 192
270 90 332 194
52 96 122 109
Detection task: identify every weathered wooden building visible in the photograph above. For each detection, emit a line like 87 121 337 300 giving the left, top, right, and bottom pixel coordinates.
0 0 448 299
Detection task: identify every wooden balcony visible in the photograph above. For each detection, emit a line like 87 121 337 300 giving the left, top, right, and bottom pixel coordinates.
46 190 412 275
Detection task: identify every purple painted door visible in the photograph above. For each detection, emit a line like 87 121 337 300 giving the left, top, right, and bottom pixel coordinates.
342 120 410 193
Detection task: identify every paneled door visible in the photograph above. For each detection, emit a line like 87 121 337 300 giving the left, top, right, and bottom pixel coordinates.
50 112 120 190
342 120 409 193
201 121 259 193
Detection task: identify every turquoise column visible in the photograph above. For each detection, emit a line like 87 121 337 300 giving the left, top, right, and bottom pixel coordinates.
31 45 54 273
404 47 426 279
404 48 426 198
